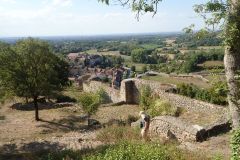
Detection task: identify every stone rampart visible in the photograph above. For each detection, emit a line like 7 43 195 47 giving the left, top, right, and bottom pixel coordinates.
150 116 205 142
84 79 230 142
130 79 226 114
83 81 123 103
83 79 227 114
150 116 230 142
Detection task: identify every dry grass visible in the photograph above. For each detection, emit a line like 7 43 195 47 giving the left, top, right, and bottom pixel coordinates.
0 102 139 143
96 126 141 143
142 75 210 89
204 75 226 82
93 104 140 124
197 46 223 50
198 61 224 68
0 100 231 159
179 109 223 126
62 86 83 100
124 62 146 72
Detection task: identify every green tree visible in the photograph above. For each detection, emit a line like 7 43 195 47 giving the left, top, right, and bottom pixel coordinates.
139 85 152 111
78 92 100 125
0 38 69 121
131 48 147 63
99 0 240 129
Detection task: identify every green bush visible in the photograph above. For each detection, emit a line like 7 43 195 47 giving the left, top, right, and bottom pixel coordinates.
78 92 100 116
85 142 170 160
139 85 153 111
231 128 240 160
33 141 210 160
85 141 186 160
139 85 180 117
176 83 227 105
96 88 110 104
148 99 178 117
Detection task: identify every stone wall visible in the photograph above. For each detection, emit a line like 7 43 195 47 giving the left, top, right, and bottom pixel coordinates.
128 79 226 114
83 78 227 114
150 116 205 142
150 116 231 142
83 81 123 103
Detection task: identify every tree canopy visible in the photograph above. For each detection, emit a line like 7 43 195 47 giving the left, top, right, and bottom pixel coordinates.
0 38 69 120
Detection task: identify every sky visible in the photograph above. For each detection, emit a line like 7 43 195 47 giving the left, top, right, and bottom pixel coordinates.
0 0 209 37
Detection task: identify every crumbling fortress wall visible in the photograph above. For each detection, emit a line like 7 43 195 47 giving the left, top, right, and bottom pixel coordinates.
83 78 230 142
83 81 122 103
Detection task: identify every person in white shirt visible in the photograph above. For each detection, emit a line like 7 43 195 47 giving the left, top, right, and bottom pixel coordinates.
139 111 150 141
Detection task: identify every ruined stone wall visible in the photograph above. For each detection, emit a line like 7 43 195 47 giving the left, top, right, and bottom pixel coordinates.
83 81 123 103
83 79 226 114
150 116 203 142
84 79 229 142
149 116 231 142
130 79 226 114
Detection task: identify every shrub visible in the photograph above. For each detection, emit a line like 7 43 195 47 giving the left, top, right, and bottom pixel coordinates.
56 94 77 103
34 141 208 160
96 88 110 104
86 142 170 160
139 85 153 111
176 83 227 105
148 99 178 117
85 141 187 160
78 92 100 116
231 128 240 160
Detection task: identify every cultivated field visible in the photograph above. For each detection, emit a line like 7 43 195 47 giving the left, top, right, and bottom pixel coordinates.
83 49 121 56
142 75 211 89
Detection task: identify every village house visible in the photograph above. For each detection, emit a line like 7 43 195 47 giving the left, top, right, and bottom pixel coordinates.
67 53 79 61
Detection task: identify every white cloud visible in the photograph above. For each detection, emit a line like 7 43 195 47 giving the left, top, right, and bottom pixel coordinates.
0 0 205 37
0 0 73 21
0 0 16 4
52 0 72 7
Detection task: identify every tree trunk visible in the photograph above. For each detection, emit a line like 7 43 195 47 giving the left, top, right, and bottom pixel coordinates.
33 97 40 121
224 49 239 128
224 0 240 129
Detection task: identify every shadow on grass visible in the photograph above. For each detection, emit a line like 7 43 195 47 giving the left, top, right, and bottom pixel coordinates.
11 102 74 111
0 141 65 160
38 115 94 133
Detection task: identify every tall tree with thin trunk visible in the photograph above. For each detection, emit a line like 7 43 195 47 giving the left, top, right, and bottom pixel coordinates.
224 0 240 128
99 0 240 129
0 38 69 121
